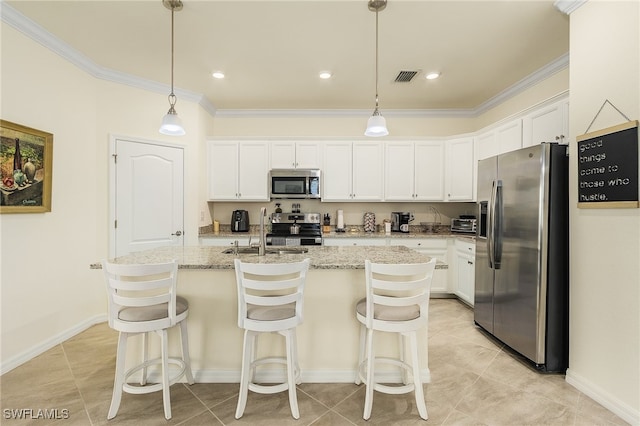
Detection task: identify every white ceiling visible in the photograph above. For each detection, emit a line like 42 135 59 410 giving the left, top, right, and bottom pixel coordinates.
5 0 570 113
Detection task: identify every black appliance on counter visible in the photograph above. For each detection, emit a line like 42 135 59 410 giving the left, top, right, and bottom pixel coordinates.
231 210 250 232
390 212 413 233
267 212 323 246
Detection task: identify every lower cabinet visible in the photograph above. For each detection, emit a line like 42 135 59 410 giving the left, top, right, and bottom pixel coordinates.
323 238 387 247
395 238 449 294
453 239 475 306
199 237 252 247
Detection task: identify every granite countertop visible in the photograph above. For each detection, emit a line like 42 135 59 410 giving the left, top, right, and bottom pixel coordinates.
92 245 447 270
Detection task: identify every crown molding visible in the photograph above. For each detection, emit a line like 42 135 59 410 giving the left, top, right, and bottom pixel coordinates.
554 0 588 15
1 3 218 116
2 2 567 120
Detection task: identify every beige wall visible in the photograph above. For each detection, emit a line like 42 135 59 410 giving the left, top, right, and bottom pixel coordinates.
0 24 211 371
566 1 639 422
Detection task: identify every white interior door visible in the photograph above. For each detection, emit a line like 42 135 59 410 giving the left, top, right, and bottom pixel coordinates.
112 138 184 257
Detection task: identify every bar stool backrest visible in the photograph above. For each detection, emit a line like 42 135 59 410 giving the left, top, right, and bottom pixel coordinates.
102 260 179 333
234 258 311 332
364 258 437 332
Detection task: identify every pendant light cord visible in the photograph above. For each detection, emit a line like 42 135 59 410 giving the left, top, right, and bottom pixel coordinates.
374 7 379 110
168 6 177 109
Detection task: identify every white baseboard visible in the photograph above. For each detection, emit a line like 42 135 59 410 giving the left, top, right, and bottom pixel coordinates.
0 315 107 376
566 368 639 425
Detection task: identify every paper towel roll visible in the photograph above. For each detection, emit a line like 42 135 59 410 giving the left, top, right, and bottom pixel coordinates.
337 209 344 229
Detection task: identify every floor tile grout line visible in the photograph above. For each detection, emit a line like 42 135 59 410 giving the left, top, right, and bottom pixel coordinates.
60 342 96 426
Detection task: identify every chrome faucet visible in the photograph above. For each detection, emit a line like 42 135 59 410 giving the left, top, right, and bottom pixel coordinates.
259 207 267 256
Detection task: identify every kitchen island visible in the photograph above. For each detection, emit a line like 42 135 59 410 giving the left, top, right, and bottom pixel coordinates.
95 245 441 383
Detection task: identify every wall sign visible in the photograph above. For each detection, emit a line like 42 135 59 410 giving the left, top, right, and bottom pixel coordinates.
577 120 639 209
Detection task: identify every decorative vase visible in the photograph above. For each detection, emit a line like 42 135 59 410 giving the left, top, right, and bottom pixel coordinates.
23 159 36 183
364 212 376 233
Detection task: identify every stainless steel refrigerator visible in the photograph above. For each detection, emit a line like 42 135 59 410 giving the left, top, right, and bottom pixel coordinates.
475 142 569 372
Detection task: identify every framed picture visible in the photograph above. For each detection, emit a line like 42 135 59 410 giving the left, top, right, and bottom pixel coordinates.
0 120 53 213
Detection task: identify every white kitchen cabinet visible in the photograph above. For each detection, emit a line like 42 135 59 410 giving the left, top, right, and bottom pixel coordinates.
496 120 522 154
476 119 522 161
199 237 252 247
323 237 387 247
522 98 569 147
476 130 497 161
445 137 475 201
207 141 269 201
384 141 444 201
270 141 322 169
322 141 383 201
392 238 449 293
453 239 475 306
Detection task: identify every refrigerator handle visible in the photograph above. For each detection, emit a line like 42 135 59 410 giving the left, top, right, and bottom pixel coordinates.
494 180 503 269
487 180 496 268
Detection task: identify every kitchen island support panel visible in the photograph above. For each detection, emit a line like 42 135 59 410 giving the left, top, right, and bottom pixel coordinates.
101 246 433 384
122 268 429 384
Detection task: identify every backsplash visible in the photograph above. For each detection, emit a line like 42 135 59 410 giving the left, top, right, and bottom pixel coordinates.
206 200 475 231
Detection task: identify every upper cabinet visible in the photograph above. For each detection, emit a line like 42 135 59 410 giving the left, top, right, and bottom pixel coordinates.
446 137 475 201
476 119 522 161
322 141 383 201
522 98 569 147
270 141 322 169
384 141 444 201
207 141 269 201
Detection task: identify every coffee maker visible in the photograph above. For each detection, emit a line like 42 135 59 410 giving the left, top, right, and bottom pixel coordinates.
391 212 413 233
231 210 250 232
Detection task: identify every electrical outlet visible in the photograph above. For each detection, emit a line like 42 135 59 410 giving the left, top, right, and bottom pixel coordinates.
200 211 204 221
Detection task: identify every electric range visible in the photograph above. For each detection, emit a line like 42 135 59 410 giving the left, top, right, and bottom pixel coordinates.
266 212 323 246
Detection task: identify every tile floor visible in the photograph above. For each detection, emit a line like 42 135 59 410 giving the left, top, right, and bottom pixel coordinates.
0 299 628 425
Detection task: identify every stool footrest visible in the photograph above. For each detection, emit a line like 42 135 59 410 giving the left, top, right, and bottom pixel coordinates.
122 357 187 395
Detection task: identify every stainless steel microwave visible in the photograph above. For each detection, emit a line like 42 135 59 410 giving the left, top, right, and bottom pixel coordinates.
270 169 321 199
451 218 477 234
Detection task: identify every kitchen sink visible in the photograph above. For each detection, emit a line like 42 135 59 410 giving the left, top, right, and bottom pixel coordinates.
221 247 309 255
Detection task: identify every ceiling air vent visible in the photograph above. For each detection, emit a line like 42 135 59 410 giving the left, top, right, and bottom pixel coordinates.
394 70 418 82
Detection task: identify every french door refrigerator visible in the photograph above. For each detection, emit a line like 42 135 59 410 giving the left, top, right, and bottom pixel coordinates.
475 142 569 372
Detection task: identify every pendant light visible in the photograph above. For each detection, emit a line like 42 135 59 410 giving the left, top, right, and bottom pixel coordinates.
159 0 185 136
364 0 389 137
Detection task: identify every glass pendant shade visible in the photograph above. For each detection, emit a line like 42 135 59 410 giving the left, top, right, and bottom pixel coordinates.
364 110 389 137
159 109 185 136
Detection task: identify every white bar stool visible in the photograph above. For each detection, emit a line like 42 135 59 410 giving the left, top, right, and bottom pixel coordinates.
355 258 437 420
233 258 310 420
102 260 194 420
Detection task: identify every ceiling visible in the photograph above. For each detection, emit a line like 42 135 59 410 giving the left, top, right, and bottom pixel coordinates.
5 1 570 113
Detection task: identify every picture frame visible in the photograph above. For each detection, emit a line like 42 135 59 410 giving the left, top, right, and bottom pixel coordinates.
0 120 53 213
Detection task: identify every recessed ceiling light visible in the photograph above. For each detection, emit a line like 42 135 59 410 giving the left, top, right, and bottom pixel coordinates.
212 71 225 79
425 72 440 80
319 71 332 79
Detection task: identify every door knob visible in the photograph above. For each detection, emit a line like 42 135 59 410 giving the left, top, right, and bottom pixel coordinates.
172 230 182 236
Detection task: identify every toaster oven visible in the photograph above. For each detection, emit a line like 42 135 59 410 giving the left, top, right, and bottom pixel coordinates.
451 218 477 234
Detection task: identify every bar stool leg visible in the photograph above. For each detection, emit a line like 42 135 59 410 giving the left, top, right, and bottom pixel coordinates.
355 324 366 385
108 332 128 420
363 328 375 420
160 329 172 420
409 331 428 420
141 332 149 385
285 330 300 419
179 320 195 384
236 330 255 419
